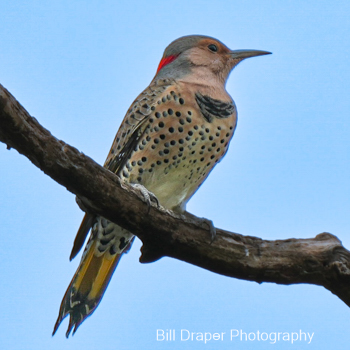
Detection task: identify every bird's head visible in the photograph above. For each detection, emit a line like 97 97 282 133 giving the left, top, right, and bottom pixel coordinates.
154 35 271 85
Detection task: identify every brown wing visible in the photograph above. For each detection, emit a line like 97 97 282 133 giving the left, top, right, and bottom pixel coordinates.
103 79 174 170
69 79 174 259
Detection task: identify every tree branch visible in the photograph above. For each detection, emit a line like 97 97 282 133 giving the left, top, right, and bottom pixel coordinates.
1 83 350 307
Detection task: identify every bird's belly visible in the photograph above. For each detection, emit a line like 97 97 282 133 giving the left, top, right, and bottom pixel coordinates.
119 94 236 211
140 164 203 210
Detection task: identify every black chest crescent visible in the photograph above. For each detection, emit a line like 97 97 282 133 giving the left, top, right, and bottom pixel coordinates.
195 92 235 123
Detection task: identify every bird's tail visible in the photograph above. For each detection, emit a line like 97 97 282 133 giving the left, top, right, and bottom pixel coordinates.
53 215 134 337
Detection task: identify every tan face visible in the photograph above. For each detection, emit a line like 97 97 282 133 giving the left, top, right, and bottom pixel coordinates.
185 38 234 75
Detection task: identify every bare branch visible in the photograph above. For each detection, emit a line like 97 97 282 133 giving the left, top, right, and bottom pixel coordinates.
1 83 350 307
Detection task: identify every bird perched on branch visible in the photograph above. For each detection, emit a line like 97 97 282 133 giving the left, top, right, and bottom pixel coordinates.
53 34 270 337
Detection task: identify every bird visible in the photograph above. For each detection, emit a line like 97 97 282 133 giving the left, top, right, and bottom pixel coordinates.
52 35 270 337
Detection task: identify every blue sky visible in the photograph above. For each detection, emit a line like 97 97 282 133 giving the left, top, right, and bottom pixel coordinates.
1 1 350 349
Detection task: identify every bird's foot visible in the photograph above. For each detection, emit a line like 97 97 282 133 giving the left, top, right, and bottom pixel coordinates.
131 183 160 212
75 196 90 213
199 217 216 243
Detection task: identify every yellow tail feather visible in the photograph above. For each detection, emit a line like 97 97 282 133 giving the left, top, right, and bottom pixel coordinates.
53 240 122 337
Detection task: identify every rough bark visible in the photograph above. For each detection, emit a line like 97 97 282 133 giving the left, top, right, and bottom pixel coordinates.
1 83 350 307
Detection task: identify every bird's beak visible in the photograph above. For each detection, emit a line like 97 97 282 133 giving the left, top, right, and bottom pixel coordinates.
229 49 272 60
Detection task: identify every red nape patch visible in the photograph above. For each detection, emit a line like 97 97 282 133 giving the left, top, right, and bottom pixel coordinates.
156 55 178 73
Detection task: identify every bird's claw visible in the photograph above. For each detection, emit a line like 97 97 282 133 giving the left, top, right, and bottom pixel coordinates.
131 183 160 212
200 218 216 243
75 196 90 213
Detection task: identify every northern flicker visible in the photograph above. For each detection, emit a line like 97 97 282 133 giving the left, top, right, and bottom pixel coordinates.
53 35 270 337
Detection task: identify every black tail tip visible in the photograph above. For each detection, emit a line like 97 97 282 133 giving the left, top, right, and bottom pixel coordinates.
52 313 84 338
52 318 61 337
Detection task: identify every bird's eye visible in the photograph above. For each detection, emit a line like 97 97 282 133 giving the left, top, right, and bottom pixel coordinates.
208 44 218 52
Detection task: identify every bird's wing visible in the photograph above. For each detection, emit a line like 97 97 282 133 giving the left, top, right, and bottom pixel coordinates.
104 79 175 173
70 79 174 260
